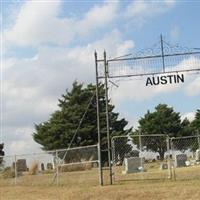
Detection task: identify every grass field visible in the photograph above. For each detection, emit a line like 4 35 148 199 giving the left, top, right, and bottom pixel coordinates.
0 165 200 200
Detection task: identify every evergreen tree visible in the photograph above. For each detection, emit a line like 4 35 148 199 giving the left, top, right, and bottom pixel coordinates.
33 82 132 162
191 109 200 133
180 118 193 137
131 104 190 159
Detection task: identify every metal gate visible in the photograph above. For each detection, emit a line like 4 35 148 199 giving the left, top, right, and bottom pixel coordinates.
170 135 200 181
111 134 171 182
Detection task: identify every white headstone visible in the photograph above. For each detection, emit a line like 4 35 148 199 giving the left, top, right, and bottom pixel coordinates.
190 160 196 166
174 154 187 168
123 157 144 174
160 163 168 170
185 161 190 167
196 149 200 161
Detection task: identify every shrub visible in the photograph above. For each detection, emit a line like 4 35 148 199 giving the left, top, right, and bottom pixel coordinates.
2 167 15 179
29 161 39 175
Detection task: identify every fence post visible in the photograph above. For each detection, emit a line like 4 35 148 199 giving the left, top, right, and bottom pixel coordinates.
111 138 116 182
56 150 59 186
14 155 17 185
166 136 172 179
197 132 200 149
170 138 176 181
111 138 115 165
139 134 144 171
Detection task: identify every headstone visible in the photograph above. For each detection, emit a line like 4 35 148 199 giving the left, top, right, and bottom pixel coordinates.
123 157 145 174
16 159 27 172
196 149 200 161
125 150 140 158
174 154 187 168
41 163 45 171
165 154 172 160
160 163 168 170
185 161 190 166
190 160 196 166
92 162 98 168
104 162 108 167
47 163 53 170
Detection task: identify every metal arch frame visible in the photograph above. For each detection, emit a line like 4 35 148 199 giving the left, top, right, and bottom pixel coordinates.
95 51 112 186
94 36 200 186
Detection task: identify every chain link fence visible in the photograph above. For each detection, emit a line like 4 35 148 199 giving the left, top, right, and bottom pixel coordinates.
112 134 200 182
0 144 99 187
170 136 200 180
1 136 200 186
112 135 171 182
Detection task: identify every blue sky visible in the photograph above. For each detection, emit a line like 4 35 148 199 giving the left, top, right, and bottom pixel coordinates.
1 0 200 155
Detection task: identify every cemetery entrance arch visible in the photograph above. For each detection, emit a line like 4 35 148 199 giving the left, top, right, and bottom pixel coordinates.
95 36 200 185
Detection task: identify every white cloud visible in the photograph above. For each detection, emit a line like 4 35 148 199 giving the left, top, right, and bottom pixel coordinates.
111 56 200 104
5 0 119 47
5 1 74 46
77 1 119 36
125 0 175 25
181 112 195 122
3 126 41 155
3 30 134 154
4 0 199 157
185 76 200 96
4 0 176 48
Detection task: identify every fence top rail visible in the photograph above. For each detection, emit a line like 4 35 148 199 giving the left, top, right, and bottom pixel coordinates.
55 144 98 153
111 134 168 141
0 144 98 158
0 155 15 159
171 135 200 141
107 51 200 62
59 160 99 166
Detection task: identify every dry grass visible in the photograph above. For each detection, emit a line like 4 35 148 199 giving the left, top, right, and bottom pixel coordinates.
0 165 200 200
29 161 39 175
59 163 92 172
2 167 15 179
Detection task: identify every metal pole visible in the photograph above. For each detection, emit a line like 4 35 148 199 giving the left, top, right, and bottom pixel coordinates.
111 138 116 182
160 34 165 72
95 51 103 186
171 139 176 181
139 133 143 171
14 155 17 185
104 50 112 185
166 136 172 179
56 150 59 186
197 130 200 149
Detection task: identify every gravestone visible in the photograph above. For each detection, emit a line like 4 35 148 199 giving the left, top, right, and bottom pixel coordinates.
190 160 196 166
160 163 168 170
16 159 27 172
125 150 140 158
123 157 145 174
196 149 200 161
174 154 187 167
156 156 160 160
92 162 98 168
41 163 45 171
185 161 190 166
47 163 53 170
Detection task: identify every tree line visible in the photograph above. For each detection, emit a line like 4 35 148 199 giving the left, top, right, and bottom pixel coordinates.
32 81 200 162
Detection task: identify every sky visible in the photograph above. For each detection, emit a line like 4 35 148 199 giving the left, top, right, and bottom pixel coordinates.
1 0 200 155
